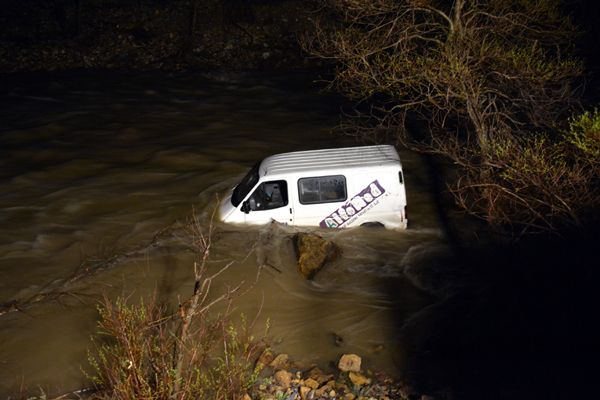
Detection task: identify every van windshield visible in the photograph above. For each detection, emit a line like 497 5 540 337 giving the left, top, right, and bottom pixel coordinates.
231 161 261 207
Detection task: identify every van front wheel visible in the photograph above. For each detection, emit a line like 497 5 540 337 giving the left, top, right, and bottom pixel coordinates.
361 222 385 228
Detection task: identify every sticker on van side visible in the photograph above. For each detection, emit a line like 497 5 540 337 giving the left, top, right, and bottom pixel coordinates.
319 180 386 228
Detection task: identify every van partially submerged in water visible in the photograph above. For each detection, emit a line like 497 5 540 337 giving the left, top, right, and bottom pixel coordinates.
219 145 408 229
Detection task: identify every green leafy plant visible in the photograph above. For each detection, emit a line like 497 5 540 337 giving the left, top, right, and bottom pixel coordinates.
565 108 600 160
451 115 600 235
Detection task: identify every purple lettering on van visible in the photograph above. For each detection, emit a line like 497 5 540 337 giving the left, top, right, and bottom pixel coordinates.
319 180 386 228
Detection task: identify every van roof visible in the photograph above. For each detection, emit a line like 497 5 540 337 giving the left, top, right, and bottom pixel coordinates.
260 144 401 177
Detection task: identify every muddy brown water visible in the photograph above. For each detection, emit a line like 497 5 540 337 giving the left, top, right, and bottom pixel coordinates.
0 71 446 395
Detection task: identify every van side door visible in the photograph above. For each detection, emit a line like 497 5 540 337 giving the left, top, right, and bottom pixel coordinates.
241 180 293 226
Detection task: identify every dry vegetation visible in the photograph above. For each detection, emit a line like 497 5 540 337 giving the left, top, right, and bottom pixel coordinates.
86 211 268 400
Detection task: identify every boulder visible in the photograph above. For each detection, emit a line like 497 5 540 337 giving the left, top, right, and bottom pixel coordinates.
338 354 361 372
293 233 340 279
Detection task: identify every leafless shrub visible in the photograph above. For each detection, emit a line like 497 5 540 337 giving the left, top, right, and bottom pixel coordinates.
303 0 582 153
302 0 593 235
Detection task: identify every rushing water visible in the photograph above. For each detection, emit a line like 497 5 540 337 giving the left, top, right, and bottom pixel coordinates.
0 71 445 395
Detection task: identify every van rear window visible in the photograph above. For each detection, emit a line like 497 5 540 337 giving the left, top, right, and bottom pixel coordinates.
298 175 347 204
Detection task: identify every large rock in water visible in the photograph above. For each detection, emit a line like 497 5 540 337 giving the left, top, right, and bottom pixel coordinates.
293 233 340 279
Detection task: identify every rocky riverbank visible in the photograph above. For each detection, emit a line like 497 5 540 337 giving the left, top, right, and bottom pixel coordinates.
0 0 325 73
249 351 430 400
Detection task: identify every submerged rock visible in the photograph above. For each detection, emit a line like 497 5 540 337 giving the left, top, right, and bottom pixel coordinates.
293 232 340 279
401 243 464 297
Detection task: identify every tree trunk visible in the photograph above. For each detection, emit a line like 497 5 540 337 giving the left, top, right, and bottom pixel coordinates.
466 95 490 156
179 0 200 58
51 0 68 36
73 0 81 36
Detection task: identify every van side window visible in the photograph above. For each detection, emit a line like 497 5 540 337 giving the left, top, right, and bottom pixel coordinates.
298 175 347 204
247 180 288 211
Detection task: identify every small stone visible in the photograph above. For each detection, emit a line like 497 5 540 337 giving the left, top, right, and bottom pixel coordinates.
343 394 356 400
337 383 349 393
338 354 362 372
329 390 336 397
299 386 311 400
373 371 391 384
241 394 252 400
371 344 384 353
274 370 292 389
332 332 344 346
257 348 275 367
399 383 417 399
348 372 371 386
270 354 289 370
306 366 333 384
304 378 320 390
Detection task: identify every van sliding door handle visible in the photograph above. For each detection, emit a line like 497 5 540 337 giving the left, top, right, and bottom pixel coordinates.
289 208 292 214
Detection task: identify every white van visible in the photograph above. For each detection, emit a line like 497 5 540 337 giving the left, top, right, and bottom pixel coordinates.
219 145 408 229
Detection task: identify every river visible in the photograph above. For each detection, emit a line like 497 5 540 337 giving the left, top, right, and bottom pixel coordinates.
0 71 447 396
2 71 595 399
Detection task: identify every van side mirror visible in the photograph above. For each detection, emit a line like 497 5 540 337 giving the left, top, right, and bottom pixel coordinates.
241 200 250 214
